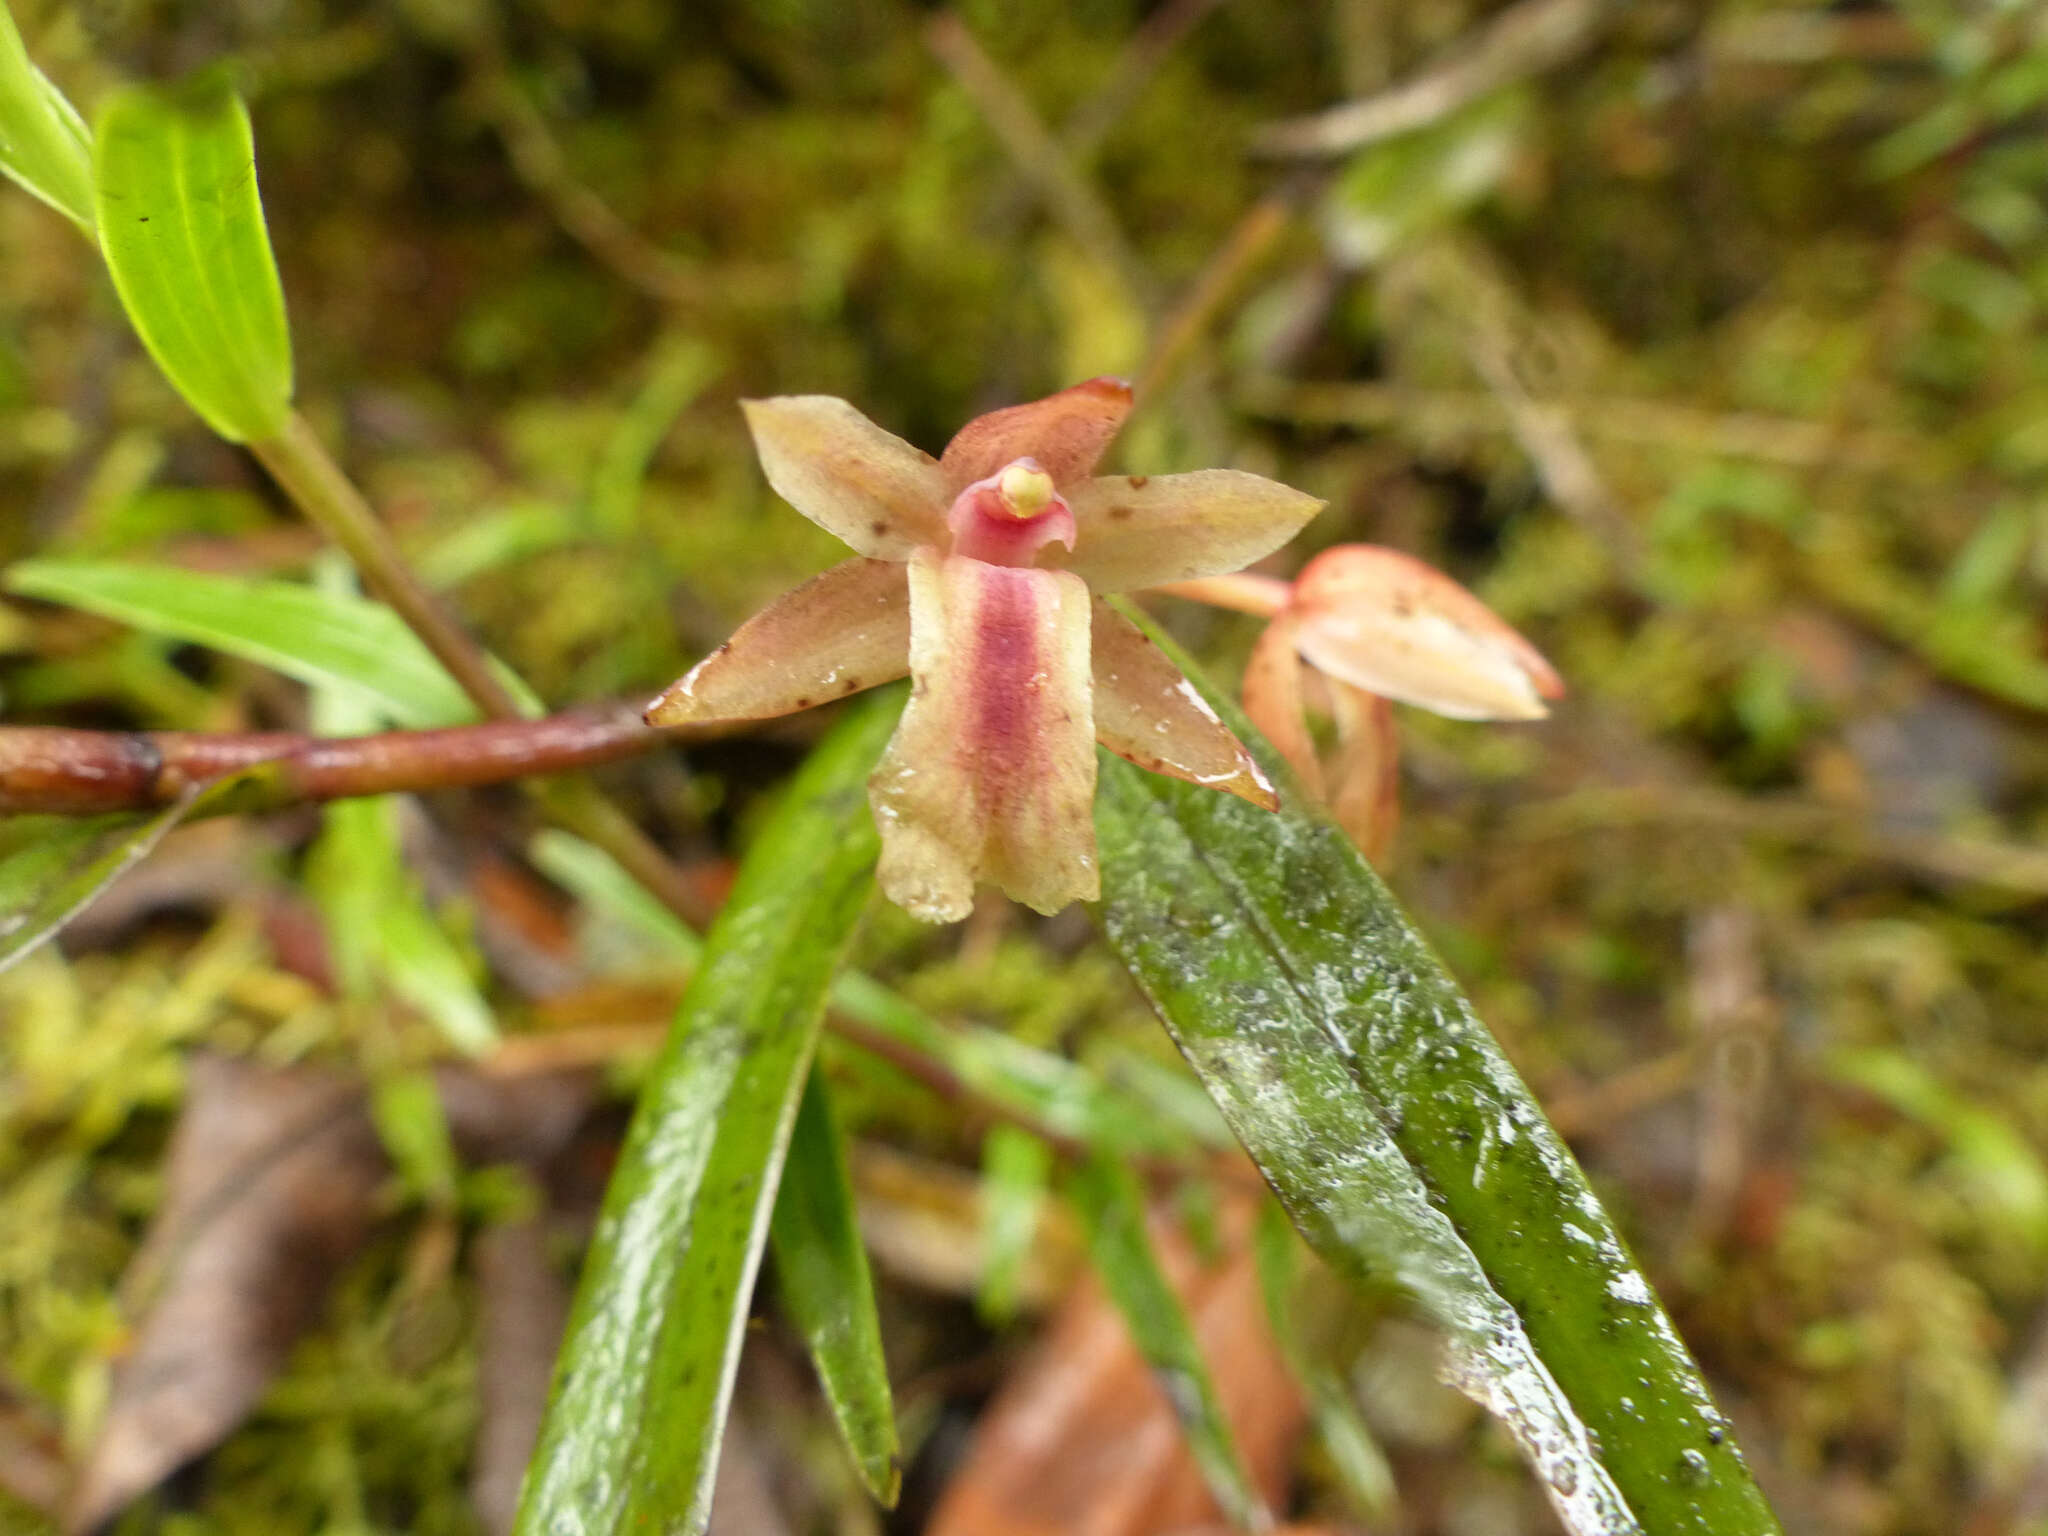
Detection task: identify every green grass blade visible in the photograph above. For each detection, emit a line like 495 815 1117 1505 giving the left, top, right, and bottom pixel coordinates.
529 827 704 966
975 1122 1051 1324
527 828 1192 1157
0 0 92 230
513 689 898 1536
7 559 479 727
1069 1152 1265 1528
0 799 198 973
1251 1202 1397 1524
92 67 293 442
829 969 1194 1154
769 1069 900 1506
1089 613 1782 1536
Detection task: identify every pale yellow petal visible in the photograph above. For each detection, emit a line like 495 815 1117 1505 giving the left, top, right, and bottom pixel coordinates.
1291 545 1562 721
741 395 949 557
644 558 909 725
1089 600 1274 810
1065 471 1323 592
939 376 1133 491
870 551 1098 922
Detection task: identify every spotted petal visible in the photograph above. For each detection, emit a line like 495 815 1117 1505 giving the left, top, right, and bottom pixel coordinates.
1066 471 1323 592
1290 546 1563 721
939 376 1134 491
644 557 910 725
741 396 950 558
1090 600 1274 810
870 551 1097 923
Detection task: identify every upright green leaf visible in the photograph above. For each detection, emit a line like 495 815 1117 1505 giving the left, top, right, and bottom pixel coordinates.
1069 1153 1265 1528
92 68 293 442
515 689 898 1536
1251 1203 1397 1524
0 1 92 229
1089 614 1781 1536
976 1122 1051 1324
769 1070 899 1506
7 560 480 727
308 794 497 1055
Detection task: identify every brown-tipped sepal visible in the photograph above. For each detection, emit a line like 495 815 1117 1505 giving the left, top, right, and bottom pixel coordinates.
644 557 910 726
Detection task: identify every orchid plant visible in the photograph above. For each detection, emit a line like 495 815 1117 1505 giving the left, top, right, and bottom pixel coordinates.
0 23 1785 1536
645 378 1565 918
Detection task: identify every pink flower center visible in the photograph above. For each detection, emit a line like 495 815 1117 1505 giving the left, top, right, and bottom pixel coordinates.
945 458 1077 567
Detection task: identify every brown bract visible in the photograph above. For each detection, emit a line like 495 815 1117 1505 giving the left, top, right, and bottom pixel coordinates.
646 379 1324 922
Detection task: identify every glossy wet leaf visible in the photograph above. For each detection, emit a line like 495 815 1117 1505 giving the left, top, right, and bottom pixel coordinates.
0 0 92 229
769 1069 899 1505
1069 1153 1265 1529
1090 610 1782 1536
0 796 200 974
8 559 483 727
92 68 293 442
514 688 898 1536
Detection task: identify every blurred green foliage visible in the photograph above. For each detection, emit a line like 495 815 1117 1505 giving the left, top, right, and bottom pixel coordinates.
1 0 2047 1532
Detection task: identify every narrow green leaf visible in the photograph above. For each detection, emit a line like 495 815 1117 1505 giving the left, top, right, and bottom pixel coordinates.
0 796 198 974
529 827 704 966
92 68 293 442
369 1068 462 1208
1251 1202 1397 1524
0 0 93 229
976 1122 1051 1324
309 794 498 1055
1090 618 1782 1536
527 827 1191 1158
297 556 496 1055
514 689 898 1536
1068 1152 1265 1529
7 559 479 727
589 336 718 537
830 969 1193 1155
769 1069 900 1506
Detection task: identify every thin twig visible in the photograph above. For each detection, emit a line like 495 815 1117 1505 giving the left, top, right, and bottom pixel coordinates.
1060 0 1235 160
250 414 526 721
1253 0 1613 158
0 707 670 815
927 13 1157 312
1131 192 1295 407
247 411 719 925
1511 784 2048 899
1236 375 1930 473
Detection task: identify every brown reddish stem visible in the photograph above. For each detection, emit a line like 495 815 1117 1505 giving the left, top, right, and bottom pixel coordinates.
0 707 667 816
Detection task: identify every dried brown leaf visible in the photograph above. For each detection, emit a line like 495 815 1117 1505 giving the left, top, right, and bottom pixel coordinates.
68 1054 386 1533
928 1203 1305 1536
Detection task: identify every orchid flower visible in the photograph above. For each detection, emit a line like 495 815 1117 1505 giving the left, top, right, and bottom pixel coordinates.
1173 545 1563 861
645 378 1323 922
